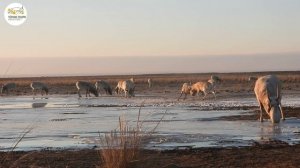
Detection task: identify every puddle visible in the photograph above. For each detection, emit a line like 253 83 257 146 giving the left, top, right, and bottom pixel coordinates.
0 95 300 151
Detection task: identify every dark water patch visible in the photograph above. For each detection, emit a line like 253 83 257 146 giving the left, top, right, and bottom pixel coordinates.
150 112 178 116
50 118 68 122
83 104 128 108
141 116 252 123
61 112 87 115
216 114 257 121
139 119 186 123
186 106 258 111
251 139 290 148
49 118 82 122
32 103 47 108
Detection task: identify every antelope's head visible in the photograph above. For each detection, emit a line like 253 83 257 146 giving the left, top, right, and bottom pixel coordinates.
91 87 99 97
268 87 281 123
44 87 49 95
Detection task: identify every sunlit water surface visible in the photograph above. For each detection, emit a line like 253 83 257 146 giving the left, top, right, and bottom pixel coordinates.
0 95 300 151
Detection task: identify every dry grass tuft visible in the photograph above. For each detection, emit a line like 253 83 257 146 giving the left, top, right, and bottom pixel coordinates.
99 107 166 168
99 117 141 168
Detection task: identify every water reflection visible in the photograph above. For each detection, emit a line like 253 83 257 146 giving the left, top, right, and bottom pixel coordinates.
259 123 282 140
31 103 47 108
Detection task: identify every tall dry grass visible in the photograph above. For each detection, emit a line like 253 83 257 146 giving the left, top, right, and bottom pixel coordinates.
99 107 166 168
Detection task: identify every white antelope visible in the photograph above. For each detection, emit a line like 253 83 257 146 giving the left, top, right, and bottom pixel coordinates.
115 80 124 95
147 78 152 88
1 82 16 95
121 80 135 98
95 80 112 95
30 82 49 99
76 81 99 98
254 75 285 123
177 82 191 101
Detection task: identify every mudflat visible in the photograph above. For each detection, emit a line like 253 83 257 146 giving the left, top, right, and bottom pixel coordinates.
0 71 300 167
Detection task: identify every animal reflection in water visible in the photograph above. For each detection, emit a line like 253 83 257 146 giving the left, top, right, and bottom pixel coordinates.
31 102 47 108
259 123 283 141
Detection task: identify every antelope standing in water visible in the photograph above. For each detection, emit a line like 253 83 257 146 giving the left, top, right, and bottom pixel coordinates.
30 82 49 99
1 82 16 95
95 80 112 95
254 75 285 123
76 81 99 98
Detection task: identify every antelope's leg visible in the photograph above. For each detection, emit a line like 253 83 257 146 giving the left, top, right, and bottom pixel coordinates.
85 89 88 97
32 90 35 99
279 104 285 120
212 91 216 100
183 93 187 100
78 90 82 97
259 102 264 122
177 92 183 101
202 91 207 100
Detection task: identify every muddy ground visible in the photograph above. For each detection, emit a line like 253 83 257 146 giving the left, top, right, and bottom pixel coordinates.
1 141 300 168
0 72 300 167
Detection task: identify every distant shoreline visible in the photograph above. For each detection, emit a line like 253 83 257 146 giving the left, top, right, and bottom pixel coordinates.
1 70 299 79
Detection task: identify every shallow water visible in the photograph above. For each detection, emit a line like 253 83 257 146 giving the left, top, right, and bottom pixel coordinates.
0 95 300 151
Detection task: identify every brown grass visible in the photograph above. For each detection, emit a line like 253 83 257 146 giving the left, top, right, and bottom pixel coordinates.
99 116 141 168
0 71 299 95
99 107 166 168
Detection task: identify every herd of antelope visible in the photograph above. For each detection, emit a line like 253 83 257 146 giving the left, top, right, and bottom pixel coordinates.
0 75 286 123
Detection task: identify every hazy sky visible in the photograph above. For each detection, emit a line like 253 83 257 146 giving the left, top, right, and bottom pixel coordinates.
0 0 299 76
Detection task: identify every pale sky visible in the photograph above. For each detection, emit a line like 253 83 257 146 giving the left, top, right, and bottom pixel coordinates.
0 0 299 76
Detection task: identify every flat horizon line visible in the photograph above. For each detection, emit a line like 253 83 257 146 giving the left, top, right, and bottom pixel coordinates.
1 70 299 79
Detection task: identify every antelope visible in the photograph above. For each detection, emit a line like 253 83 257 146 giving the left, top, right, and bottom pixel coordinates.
147 78 152 88
177 82 191 101
76 81 99 98
115 78 135 96
208 75 222 93
121 80 135 98
189 76 221 100
1 82 16 95
115 80 124 95
190 81 215 100
115 78 135 98
30 82 49 99
95 80 112 95
254 75 285 123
